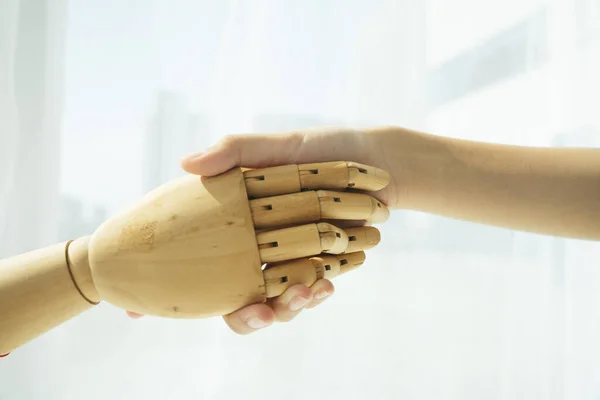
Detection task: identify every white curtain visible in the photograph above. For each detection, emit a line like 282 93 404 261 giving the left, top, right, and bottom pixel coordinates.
1 0 600 398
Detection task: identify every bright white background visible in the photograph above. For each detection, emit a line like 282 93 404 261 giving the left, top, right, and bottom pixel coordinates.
1 0 600 399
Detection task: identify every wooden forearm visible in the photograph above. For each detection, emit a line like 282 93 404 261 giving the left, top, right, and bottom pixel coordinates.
0 236 99 354
0 164 390 355
389 129 600 240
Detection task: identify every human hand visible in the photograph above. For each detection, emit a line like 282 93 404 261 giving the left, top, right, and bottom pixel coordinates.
127 126 400 333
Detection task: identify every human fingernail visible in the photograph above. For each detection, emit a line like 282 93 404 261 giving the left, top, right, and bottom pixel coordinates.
289 296 310 311
314 290 331 300
247 317 269 329
0 353 9 358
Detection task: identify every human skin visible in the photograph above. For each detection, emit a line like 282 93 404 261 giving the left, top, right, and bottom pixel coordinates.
128 125 600 334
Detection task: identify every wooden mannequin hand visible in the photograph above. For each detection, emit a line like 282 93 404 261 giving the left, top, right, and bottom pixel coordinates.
0 129 394 356
127 127 397 334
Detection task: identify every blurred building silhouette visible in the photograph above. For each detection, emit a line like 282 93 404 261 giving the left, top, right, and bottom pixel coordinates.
574 0 600 44
143 90 211 191
387 6 559 260
0 0 68 257
426 8 548 109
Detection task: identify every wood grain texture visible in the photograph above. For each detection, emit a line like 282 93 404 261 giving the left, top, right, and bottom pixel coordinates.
263 258 318 298
346 161 391 191
250 190 389 230
250 191 321 229
317 190 389 222
336 252 366 274
88 168 266 318
317 222 349 254
298 161 352 189
256 223 323 262
261 251 368 298
244 164 301 198
0 241 96 354
344 227 381 253
67 235 100 303
243 161 391 198
0 162 389 354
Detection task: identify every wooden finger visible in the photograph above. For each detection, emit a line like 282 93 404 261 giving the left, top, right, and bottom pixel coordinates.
344 226 380 253
250 191 321 230
336 251 367 274
243 161 390 198
255 223 380 263
262 258 318 298
317 222 349 254
256 222 345 263
317 190 389 223
262 251 367 298
250 190 389 230
256 224 321 263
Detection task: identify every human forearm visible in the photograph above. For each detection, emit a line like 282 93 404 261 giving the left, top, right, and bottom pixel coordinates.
380 128 600 240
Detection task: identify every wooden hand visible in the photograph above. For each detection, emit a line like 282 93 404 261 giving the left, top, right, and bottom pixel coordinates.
0 162 391 355
244 161 390 296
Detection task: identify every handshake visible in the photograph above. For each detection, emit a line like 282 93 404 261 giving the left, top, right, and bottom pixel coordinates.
114 161 391 320
0 158 392 355
3 125 592 355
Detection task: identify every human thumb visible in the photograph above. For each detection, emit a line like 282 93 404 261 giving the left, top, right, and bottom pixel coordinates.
180 132 306 177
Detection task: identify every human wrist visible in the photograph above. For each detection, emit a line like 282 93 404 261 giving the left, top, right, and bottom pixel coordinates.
360 126 448 210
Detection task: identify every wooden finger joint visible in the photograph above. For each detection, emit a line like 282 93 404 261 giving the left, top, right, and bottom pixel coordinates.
250 191 321 230
298 161 351 190
262 258 318 297
316 222 348 253
255 224 322 262
244 164 301 198
347 162 391 191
